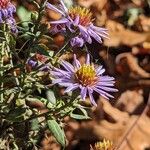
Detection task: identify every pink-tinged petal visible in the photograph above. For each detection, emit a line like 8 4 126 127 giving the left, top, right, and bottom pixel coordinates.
88 87 97 106
61 60 74 73
50 18 68 24
60 0 68 13
86 54 90 65
73 54 81 69
47 2 65 16
64 84 79 93
80 87 87 100
93 87 114 99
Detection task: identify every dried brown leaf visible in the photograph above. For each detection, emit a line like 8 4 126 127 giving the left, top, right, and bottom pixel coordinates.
104 20 149 47
116 52 150 78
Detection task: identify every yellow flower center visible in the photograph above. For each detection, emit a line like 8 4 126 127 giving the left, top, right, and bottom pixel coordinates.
69 6 92 26
94 139 113 150
75 64 97 86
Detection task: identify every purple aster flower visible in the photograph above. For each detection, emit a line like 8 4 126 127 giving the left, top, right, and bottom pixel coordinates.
47 0 108 47
51 54 118 106
0 0 17 33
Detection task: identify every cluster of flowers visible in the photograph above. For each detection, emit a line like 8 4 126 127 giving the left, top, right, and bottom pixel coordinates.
47 0 118 106
0 0 17 32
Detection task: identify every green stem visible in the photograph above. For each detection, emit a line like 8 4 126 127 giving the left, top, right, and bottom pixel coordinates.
54 40 70 58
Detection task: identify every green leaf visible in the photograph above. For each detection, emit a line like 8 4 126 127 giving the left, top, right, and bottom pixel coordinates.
70 113 90 120
70 106 90 120
46 89 56 105
64 0 73 8
31 118 40 131
47 119 66 147
17 6 32 27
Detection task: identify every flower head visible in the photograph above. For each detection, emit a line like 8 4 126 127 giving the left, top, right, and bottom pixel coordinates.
51 54 118 106
47 0 108 47
90 139 114 150
0 0 17 33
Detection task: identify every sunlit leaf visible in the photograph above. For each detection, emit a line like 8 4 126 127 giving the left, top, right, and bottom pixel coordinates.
47 119 66 147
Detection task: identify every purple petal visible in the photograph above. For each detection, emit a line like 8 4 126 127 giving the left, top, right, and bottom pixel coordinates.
95 86 118 92
79 25 92 44
51 71 65 77
47 2 65 16
90 24 109 39
53 67 70 75
96 66 103 74
60 0 68 13
93 87 114 99
80 87 87 100
88 87 97 106
73 15 80 25
90 24 108 32
70 37 84 47
88 28 102 43
52 68 72 79
73 54 81 69
52 78 74 86
98 76 115 81
64 84 79 93
52 79 63 84
66 19 76 32
50 18 68 24
61 60 74 73
97 81 115 86
96 67 105 75
59 82 74 87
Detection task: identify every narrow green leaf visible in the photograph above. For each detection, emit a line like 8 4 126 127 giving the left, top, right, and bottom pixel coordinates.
70 113 90 120
47 119 66 147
